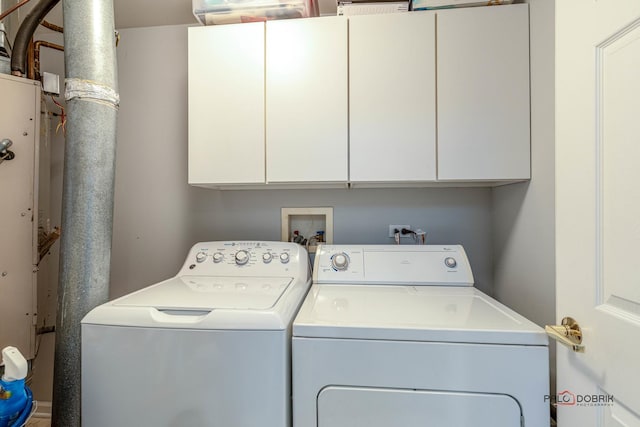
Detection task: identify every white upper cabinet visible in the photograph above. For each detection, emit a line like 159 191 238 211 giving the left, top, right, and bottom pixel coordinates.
436 4 530 181
266 17 348 183
188 23 265 185
187 5 531 188
349 13 437 183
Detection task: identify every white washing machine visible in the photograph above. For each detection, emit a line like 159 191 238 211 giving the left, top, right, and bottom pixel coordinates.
293 245 549 427
82 241 310 427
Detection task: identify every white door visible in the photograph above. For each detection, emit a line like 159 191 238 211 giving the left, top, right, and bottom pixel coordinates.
266 16 348 184
349 12 436 183
555 0 640 425
188 23 265 185
436 4 530 181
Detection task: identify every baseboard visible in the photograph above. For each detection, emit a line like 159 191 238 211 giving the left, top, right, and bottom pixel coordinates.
33 401 52 419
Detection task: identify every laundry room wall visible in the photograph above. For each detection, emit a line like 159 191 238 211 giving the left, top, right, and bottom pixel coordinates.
110 24 204 298
492 0 556 393
109 23 495 298
26 20 499 403
27 18 67 405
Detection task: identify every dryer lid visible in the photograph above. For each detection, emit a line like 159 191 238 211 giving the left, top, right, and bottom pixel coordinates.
293 285 548 346
113 276 293 311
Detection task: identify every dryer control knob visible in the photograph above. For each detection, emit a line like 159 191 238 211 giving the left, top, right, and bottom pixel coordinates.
332 253 349 271
195 252 207 263
235 250 250 265
279 252 290 264
444 257 457 268
212 252 224 263
262 252 273 263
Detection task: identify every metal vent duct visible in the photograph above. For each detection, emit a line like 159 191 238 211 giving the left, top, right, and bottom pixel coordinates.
51 0 119 425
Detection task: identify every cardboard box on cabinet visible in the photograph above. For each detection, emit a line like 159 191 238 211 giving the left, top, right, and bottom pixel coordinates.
193 0 319 25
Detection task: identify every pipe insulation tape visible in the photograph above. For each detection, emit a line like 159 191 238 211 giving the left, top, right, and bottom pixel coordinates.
65 78 120 109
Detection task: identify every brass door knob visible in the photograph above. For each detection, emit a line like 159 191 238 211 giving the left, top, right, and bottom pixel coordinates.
545 317 585 353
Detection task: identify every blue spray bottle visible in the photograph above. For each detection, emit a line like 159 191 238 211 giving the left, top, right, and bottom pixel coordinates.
0 347 33 427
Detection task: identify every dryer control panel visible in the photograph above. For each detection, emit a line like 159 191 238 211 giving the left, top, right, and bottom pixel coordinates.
313 245 474 286
179 241 309 280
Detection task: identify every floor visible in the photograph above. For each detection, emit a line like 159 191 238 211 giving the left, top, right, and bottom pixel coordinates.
24 413 557 426
23 398 52 426
26 419 50 427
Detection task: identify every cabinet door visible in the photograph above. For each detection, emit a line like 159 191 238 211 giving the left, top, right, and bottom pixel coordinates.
349 12 437 182
266 17 348 183
188 23 265 185
437 4 530 181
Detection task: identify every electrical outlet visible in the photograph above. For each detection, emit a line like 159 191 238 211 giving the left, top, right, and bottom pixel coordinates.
388 224 411 238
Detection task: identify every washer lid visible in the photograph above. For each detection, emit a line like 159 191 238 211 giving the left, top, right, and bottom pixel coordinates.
114 276 293 311
83 275 302 330
293 285 548 346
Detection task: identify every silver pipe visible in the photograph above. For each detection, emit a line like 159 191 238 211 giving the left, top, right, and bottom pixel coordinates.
52 0 119 425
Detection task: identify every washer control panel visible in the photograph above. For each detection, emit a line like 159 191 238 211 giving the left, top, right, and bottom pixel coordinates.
313 245 474 286
179 241 308 278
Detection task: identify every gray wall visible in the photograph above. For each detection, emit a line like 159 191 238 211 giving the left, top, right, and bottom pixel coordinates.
189 187 494 291
32 19 549 403
110 24 203 298
109 24 494 298
492 0 556 393
30 28 66 404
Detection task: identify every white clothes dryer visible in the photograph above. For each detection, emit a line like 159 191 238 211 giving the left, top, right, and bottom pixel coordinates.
82 241 310 427
293 245 549 427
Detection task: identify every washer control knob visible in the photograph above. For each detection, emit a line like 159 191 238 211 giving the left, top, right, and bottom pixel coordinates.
235 250 250 265
332 253 349 271
444 257 457 268
279 252 290 264
212 252 224 263
195 252 207 263
262 252 273 263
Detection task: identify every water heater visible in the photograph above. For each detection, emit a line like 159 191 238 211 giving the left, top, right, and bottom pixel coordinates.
0 73 40 359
